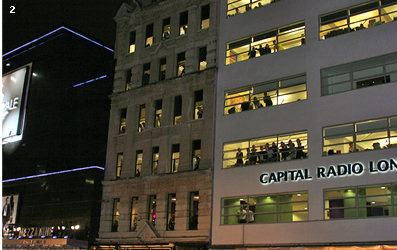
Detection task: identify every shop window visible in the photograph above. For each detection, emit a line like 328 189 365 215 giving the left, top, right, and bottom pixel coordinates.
138 104 146 132
319 0 397 40
194 90 203 119
325 183 397 220
129 31 136 53
177 52 186 77
226 21 305 65
130 197 139 231
227 0 278 17
112 198 120 232
221 191 308 225
148 195 156 226
192 140 201 170
119 108 127 134
198 46 207 71
201 4 210 29
321 52 397 96
116 153 123 179
174 95 182 125
142 63 151 86
224 74 306 115
189 192 199 230
159 58 167 81
154 99 162 127
152 146 159 175
179 11 188 35
162 17 171 40
323 116 397 156
126 69 132 91
135 150 143 177
145 23 154 47
223 130 308 169
171 144 180 173
167 194 176 230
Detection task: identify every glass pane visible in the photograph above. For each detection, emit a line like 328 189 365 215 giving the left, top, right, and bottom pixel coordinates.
322 81 352 95
324 124 354 139
280 75 306 88
221 215 239 225
255 213 277 223
321 64 351 77
279 202 307 212
358 206 392 217
255 204 276 213
353 66 383 80
322 73 351 86
350 10 379 29
325 188 356 199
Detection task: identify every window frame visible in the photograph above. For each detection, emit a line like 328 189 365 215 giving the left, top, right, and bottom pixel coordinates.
116 153 123 179
130 197 139 231
152 146 159 175
189 191 199 230
138 104 146 132
171 144 180 173
119 108 127 134
112 198 120 232
148 195 157 226
135 150 143 177
167 194 177 231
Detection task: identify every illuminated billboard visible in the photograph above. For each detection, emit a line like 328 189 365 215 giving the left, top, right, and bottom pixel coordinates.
2 64 32 143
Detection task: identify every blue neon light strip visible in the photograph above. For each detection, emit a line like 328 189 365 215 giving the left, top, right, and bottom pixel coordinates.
2 166 105 183
73 75 107 88
3 26 113 57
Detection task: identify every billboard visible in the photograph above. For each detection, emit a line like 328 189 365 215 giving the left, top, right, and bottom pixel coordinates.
2 194 19 236
2 64 32 144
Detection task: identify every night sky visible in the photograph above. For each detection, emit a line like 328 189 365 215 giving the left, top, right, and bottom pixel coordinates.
2 0 127 54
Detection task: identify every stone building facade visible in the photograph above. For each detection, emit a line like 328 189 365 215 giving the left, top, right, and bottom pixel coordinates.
95 0 217 249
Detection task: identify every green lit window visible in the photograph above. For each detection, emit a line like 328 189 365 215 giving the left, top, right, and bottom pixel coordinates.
224 74 306 115
319 0 397 40
325 183 397 219
323 116 397 156
222 130 308 168
226 21 305 65
221 191 308 225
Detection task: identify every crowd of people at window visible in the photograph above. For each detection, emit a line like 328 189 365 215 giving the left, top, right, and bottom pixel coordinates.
227 0 281 18
234 138 307 166
247 38 305 59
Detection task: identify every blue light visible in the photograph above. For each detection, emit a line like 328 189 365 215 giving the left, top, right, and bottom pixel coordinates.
9 237 13 240
3 166 104 183
28 235 33 238
53 236 57 239
18 236 22 239
3 26 113 57
73 75 107 88
64 236 69 238
41 235 46 238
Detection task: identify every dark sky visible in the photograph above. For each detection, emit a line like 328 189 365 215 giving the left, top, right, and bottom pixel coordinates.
2 0 128 54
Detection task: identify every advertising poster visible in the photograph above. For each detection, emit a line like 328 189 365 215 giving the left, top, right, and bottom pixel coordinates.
2 194 19 236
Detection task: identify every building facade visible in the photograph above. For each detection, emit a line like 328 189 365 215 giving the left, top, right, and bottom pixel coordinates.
95 0 217 249
213 0 397 249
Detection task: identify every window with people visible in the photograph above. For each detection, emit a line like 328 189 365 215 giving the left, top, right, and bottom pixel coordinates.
227 0 281 17
323 116 397 156
226 21 305 65
221 191 308 225
223 131 308 168
130 197 139 231
321 52 397 96
324 183 397 220
319 0 397 40
224 74 306 115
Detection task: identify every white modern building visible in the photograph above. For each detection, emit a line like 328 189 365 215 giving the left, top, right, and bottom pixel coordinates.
212 0 397 249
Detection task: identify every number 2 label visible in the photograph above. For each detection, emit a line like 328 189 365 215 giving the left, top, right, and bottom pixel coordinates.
10 6 16 13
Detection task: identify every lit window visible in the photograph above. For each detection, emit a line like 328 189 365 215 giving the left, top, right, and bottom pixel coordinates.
130 197 139 231
162 18 171 40
192 140 201 170
112 198 120 232
135 150 143 177
167 194 176 230
179 11 188 35
194 90 203 119
145 24 154 47
319 1 397 40
116 153 123 179
324 183 397 219
152 147 159 175
129 31 136 53
198 47 207 71
189 192 199 230
154 99 162 127
177 52 185 77
171 144 180 173
224 74 306 115
227 0 274 17
223 130 308 168
226 21 305 65
138 104 146 132
119 108 127 134
221 191 308 225
200 5 210 29
126 69 132 90
323 116 397 156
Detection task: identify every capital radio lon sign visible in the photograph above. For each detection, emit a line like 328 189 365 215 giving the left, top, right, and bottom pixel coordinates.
2 64 32 143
